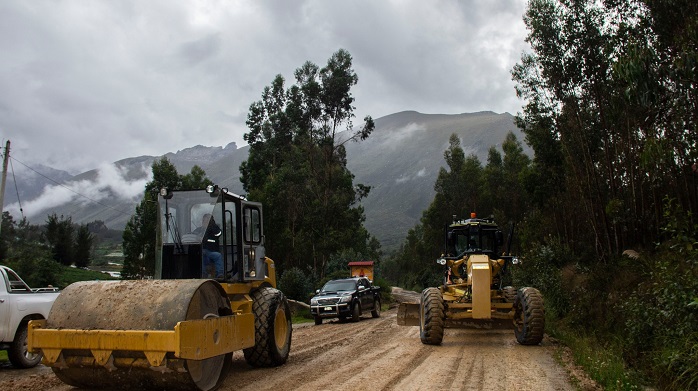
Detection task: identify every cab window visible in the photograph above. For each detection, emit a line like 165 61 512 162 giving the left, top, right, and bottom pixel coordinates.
244 206 261 243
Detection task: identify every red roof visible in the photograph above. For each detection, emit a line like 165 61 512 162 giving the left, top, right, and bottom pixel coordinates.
348 261 374 266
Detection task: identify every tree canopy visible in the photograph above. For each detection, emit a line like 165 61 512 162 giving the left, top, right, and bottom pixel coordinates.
240 49 378 277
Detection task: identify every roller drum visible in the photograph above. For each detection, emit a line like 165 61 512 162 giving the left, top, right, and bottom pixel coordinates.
47 279 232 391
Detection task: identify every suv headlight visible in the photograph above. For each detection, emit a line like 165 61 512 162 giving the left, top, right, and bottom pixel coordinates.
310 298 318 306
339 295 352 303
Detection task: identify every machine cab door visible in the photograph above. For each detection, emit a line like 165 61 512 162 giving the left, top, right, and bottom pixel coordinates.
239 201 266 281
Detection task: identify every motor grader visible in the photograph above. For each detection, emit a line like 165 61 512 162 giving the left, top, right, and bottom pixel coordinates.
28 185 292 391
397 213 545 346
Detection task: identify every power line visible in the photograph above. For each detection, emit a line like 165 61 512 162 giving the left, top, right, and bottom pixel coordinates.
9 156 134 218
9 157 24 219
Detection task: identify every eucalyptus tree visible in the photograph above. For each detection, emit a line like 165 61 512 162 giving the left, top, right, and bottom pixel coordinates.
73 224 93 268
240 49 375 276
511 0 693 257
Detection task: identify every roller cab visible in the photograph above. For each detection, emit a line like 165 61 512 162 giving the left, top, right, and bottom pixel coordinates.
29 186 292 391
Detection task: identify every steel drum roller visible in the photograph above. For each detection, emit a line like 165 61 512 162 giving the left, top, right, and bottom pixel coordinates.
46 279 232 391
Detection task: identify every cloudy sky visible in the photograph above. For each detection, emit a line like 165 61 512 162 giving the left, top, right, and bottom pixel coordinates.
1 0 530 175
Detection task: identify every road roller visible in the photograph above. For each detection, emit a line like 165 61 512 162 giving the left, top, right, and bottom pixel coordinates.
28 185 292 390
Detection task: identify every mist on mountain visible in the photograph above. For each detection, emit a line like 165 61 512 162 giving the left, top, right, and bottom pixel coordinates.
6 112 526 252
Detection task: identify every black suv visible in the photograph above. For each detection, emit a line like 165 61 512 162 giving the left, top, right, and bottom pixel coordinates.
309 277 381 325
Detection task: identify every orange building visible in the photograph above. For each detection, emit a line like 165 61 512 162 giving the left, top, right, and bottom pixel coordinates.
348 261 374 280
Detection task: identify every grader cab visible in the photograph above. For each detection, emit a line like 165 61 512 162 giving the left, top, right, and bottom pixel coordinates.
28 186 292 391
397 214 545 346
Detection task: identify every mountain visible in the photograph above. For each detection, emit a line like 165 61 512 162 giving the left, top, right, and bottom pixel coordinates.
10 111 527 253
344 111 527 250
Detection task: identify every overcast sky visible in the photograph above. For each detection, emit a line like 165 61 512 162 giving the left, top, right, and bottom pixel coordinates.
1 0 530 175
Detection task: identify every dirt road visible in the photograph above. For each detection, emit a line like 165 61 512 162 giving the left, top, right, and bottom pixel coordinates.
0 290 585 391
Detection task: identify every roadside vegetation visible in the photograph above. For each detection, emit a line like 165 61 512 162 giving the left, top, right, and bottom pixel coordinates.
0 213 118 288
381 1 698 389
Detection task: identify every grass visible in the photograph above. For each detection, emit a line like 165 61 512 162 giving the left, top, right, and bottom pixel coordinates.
57 266 118 288
548 321 645 391
291 307 314 324
0 350 7 362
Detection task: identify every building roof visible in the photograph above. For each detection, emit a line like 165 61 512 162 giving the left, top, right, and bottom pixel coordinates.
348 261 374 266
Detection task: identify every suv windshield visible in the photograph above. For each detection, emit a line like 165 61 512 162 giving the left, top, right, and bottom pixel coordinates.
322 280 356 292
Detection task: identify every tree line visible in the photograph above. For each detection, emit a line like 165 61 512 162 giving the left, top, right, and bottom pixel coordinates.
0 212 95 287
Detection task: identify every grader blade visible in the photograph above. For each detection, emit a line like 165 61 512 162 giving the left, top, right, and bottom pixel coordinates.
396 302 420 326
444 318 514 329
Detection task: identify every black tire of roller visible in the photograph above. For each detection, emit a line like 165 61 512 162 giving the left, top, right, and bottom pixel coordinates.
243 287 292 367
419 287 445 345
513 287 545 345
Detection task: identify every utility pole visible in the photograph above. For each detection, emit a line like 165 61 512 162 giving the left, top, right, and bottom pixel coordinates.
0 140 9 238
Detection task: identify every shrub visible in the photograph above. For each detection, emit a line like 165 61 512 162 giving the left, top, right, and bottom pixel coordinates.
277 267 314 302
512 239 571 319
372 275 393 303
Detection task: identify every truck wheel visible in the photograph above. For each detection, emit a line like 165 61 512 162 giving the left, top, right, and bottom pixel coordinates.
314 316 322 325
244 287 292 367
8 323 42 368
371 298 381 318
419 287 444 345
351 303 361 322
514 287 545 345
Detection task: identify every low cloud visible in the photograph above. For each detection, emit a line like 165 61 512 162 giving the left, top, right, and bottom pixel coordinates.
395 167 429 184
6 163 151 220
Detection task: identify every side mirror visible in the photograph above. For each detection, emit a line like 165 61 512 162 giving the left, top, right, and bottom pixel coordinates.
358 285 365 290
315 289 320 294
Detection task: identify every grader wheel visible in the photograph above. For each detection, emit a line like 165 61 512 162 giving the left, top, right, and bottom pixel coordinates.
419 287 445 345
514 287 545 345
502 286 517 303
243 287 292 367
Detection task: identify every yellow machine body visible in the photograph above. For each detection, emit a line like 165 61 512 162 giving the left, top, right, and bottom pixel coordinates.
398 215 545 346
29 269 275 365
397 253 513 328
28 188 292 391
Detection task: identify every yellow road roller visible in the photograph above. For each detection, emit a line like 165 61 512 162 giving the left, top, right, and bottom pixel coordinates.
28 186 292 390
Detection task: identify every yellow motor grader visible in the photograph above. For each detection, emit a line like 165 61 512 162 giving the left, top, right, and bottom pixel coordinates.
397 214 545 346
28 185 292 390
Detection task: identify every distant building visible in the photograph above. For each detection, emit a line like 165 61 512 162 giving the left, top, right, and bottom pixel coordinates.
348 261 374 280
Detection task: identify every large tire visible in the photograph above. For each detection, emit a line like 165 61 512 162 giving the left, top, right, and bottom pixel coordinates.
244 287 292 367
314 316 322 325
502 286 517 303
351 302 361 322
419 287 445 345
371 298 381 318
8 323 42 368
514 287 545 345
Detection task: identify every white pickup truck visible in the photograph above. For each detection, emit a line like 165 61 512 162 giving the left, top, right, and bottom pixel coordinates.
0 265 60 368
